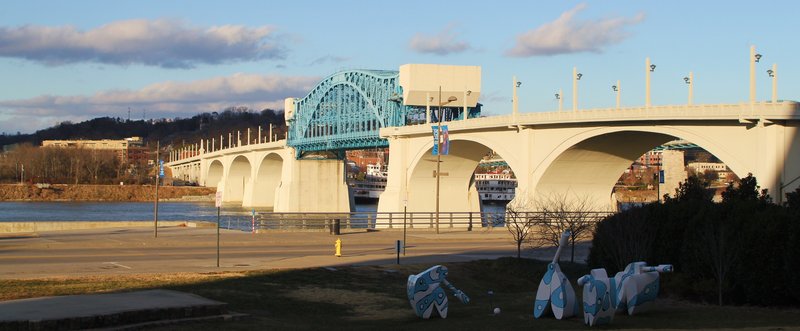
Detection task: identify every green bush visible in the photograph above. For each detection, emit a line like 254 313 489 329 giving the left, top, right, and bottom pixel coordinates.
591 174 800 306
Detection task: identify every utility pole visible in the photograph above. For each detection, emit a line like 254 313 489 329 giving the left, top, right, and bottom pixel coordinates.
154 141 160 238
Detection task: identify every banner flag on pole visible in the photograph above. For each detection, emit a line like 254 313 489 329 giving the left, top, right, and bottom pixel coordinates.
441 125 449 155
431 126 439 155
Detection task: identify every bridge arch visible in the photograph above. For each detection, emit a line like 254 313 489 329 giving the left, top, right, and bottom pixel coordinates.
206 160 224 188
287 69 408 154
251 152 285 208
405 138 523 214
224 155 252 203
529 126 749 209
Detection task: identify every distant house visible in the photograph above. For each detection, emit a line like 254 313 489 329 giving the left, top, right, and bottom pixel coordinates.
1 143 19 154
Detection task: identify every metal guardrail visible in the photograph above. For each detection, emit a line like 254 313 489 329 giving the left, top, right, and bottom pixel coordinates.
217 211 613 232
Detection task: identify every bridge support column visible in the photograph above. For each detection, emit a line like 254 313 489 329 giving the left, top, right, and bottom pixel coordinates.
274 159 351 212
754 121 800 204
378 137 410 215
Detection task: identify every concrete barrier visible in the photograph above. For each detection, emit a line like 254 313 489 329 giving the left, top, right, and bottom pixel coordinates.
0 221 215 234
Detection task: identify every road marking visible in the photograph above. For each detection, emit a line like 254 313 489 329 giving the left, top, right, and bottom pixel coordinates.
103 262 132 269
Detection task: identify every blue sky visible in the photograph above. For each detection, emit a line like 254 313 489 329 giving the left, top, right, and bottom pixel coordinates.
0 0 798 134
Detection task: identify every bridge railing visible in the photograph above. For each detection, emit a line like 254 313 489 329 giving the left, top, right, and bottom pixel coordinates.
217 211 612 232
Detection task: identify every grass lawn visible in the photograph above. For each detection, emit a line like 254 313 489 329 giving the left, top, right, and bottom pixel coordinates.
2 258 799 330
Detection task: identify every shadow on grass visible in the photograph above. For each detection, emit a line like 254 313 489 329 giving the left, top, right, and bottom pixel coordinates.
3 257 800 330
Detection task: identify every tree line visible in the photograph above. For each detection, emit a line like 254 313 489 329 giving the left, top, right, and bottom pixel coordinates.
0 107 287 184
0 107 286 148
0 144 138 184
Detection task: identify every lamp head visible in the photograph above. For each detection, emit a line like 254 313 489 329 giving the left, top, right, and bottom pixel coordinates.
555 93 560 100
650 64 656 72
612 85 618 92
516 81 522 88
755 53 762 62
466 90 472 96
767 69 774 77
684 77 690 84
576 73 583 80
447 96 457 102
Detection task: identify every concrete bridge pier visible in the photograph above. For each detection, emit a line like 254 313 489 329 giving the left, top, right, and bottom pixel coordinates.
273 159 352 213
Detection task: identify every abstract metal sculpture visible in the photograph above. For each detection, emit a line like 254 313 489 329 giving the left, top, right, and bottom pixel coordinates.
578 262 673 326
613 262 673 315
407 265 470 319
534 231 578 320
577 268 617 326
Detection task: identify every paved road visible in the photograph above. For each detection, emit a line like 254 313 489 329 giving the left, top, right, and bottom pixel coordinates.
0 226 524 278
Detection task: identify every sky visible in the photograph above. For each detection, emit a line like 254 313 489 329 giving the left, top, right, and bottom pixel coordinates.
0 0 798 134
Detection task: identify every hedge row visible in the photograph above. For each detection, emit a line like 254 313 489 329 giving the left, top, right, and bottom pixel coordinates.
588 175 800 306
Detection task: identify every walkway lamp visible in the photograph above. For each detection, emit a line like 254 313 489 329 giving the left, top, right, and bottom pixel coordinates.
749 46 760 104
685 72 693 105
572 67 581 112
768 64 777 103
556 89 563 112
612 80 620 109
513 77 521 119
435 87 457 234
645 58 655 108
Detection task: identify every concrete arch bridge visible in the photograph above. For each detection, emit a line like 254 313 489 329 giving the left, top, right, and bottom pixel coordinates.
166 64 800 223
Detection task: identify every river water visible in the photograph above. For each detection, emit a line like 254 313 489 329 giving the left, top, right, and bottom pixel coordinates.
0 200 507 231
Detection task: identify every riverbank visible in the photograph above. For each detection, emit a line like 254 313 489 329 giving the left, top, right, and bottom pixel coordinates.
0 184 215 202
0 220 217 234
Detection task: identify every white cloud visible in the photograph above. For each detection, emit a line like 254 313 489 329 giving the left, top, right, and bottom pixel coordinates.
408 25 471 55
0 19 288 68
506 3 644 57
0 73 320 134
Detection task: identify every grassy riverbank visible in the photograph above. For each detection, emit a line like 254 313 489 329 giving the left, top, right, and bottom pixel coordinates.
2 258 798 330
0 184 214 202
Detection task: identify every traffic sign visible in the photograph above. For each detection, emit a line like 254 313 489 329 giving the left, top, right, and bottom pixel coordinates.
215 191 223 208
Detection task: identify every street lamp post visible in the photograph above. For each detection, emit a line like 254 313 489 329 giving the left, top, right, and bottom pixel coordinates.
685 72 693 105
435 86 456 235
768 64 777 103
646 57 656 108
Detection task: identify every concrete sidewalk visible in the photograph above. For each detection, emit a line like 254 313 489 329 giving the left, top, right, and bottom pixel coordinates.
0 289 239 330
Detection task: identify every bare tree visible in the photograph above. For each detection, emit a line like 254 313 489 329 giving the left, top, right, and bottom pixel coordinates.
534 192 602 263
505 198 544 259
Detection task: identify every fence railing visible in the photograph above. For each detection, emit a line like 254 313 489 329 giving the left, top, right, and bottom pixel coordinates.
216 211 613 232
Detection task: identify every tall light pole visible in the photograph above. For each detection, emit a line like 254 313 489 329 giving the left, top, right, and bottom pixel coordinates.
750 45 761 105
768 64 777 103
572 67 581 112
613 81 620 109
556 89 563 112
512 76 521 119
684 72 693 105
435 87 456 235
646 57 655 108
154 141 160 238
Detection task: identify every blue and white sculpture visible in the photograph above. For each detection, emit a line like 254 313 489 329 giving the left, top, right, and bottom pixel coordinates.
534 231 578 320
577 268 617 326
578 262 673 326
613 262 673 315
407 265 470 319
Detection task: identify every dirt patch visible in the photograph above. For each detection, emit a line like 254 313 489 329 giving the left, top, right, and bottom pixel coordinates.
0 184 215 202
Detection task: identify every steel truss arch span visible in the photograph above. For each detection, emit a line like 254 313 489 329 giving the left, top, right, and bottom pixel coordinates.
287 69 409 156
